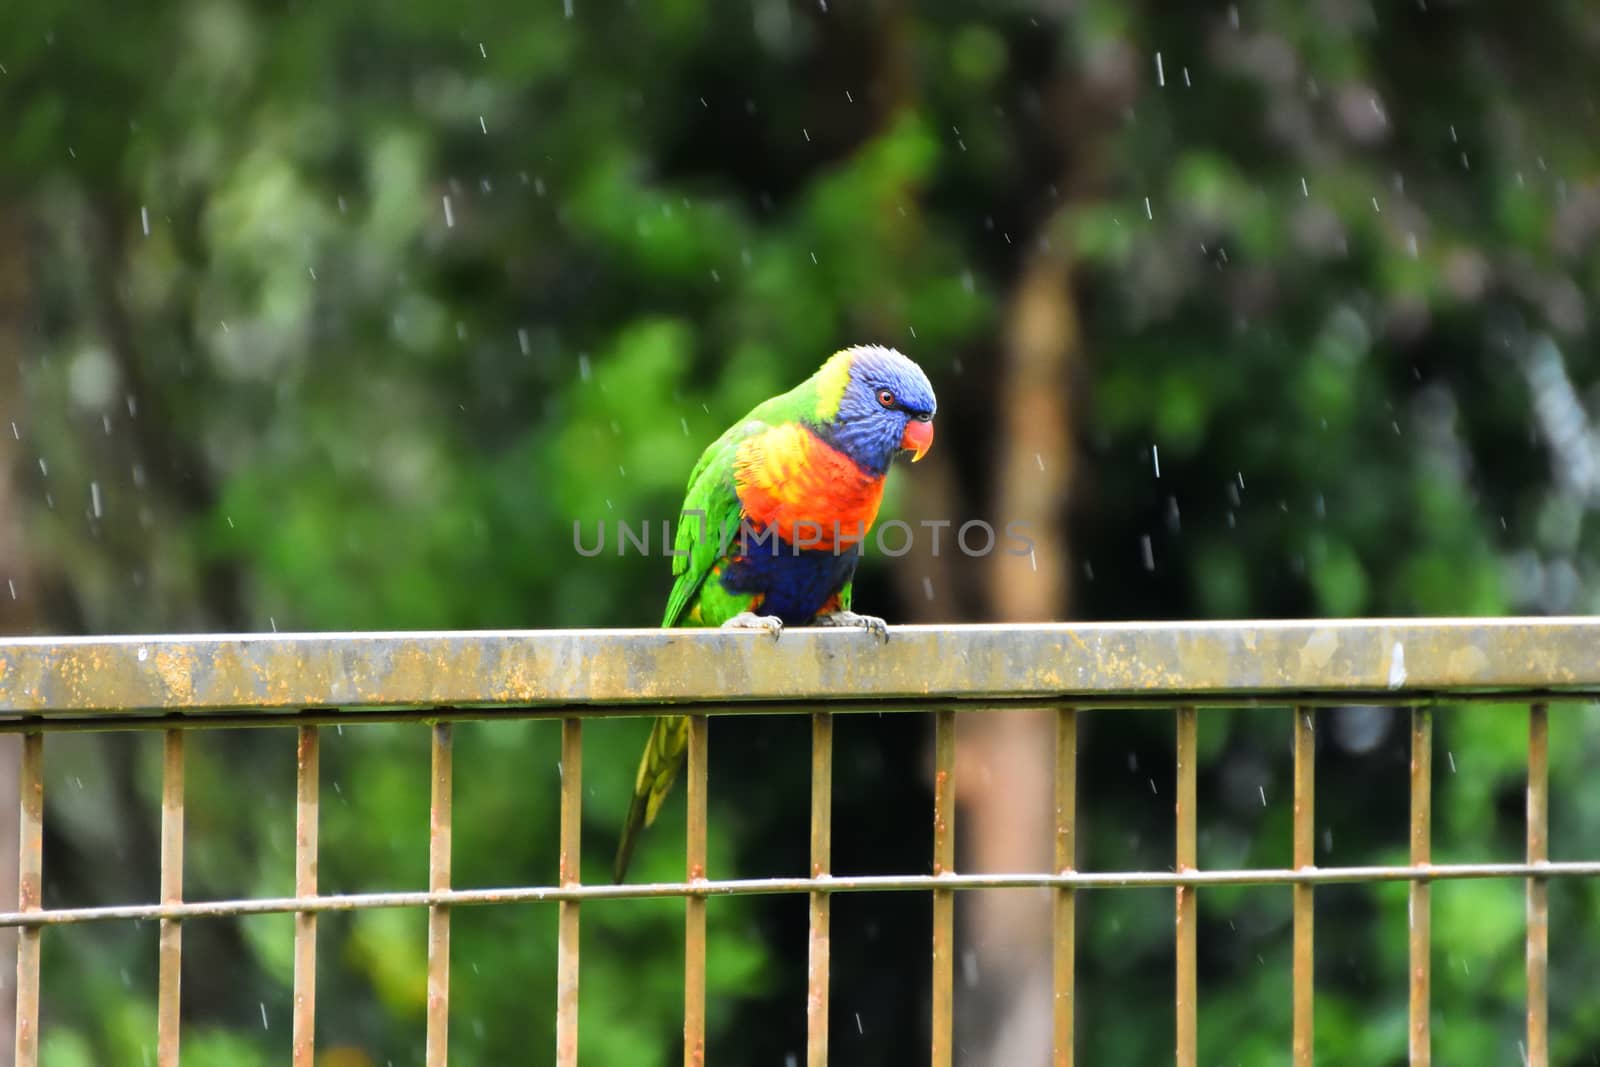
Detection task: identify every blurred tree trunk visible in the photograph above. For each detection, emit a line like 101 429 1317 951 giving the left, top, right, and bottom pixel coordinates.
0 205 33 1063
885 256 1082 1065
957 254 1081 1065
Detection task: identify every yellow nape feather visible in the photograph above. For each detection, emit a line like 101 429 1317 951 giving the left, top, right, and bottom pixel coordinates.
812 349 856 421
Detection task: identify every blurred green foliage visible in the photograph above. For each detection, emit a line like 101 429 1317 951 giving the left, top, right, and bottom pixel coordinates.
4 0 1600 1064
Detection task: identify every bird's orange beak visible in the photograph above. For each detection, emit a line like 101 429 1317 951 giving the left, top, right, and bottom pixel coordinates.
901 418 934 462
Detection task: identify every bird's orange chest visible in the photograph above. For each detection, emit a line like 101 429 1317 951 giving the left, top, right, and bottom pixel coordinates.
733 423 884 549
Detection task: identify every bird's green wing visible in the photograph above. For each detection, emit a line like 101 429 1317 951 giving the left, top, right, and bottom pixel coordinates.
617 417 772 881
660 417 766 628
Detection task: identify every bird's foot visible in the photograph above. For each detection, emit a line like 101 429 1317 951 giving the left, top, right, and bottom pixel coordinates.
722 612 785 640
817 610 889 644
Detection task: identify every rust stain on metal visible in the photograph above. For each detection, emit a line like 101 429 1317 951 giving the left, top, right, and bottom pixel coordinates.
426 723 453 1067
684 714 709 1067
1175 706 1198 1067
293 724 320 1067
158 730 185 1067
14 731 43 1067
931 709 955 1067
3 620 1600 715
1408 707 1432 1067
556 717 582 1067
808 712 833 1067
1292 707 1315 1067
153 648 197 706
1525 703 1548 1067
1053 708 1077 1067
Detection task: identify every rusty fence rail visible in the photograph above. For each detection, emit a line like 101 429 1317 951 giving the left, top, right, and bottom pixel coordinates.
1 618 1598 1065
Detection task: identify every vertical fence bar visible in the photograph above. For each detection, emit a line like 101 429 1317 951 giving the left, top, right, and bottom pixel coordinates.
427 723 453 1067
1052 708 1077 1067
556 717 582 1067
683 715 709 1067
14 730 41 1067
1175 706 1198 1067
1292 707 1315 1067
292 725 320 1067
931 709 956 1067
1526 703 1549 1067
157 730 185 1067
807 712 833 1067
1408 707 1431 1066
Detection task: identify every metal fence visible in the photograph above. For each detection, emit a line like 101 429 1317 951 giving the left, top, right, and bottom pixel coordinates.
1 619 1597 1066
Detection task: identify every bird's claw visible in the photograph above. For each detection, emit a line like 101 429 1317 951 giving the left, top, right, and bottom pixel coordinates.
723 612 785 640
817 611 890 644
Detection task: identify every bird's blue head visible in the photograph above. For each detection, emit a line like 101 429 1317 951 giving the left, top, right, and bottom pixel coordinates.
812 344 937 476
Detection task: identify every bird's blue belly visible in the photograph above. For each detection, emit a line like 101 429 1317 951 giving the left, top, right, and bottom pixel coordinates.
721 539 861 624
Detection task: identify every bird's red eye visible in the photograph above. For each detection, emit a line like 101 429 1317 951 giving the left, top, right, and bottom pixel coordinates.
877 388 895 408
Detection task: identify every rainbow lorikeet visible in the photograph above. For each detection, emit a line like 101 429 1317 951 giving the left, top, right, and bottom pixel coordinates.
613 344 937 882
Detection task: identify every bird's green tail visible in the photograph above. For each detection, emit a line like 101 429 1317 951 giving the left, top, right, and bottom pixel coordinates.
613 714 690 882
